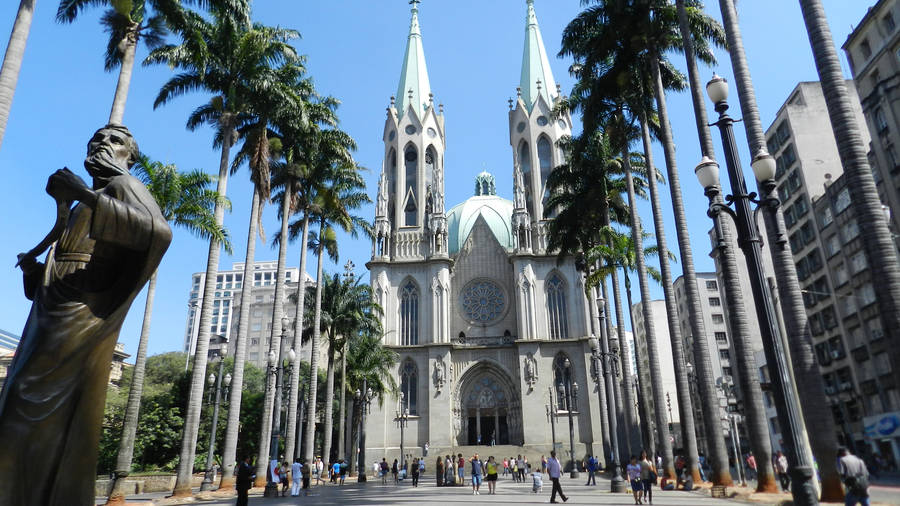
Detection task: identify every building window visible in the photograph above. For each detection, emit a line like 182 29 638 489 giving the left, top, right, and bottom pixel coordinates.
875 107 889 133
715 332 728 343
709 297 721 307
842 219 860 243
400 281 419 345
850 251 868 274
719 349 730 361
825 234 840 257
820 206 834 228
776 121 791 145
861 39 872 59
884 12 896 32
538 136 553 205
706 280 718 291
404 146 418 226
546 274 569 339
520 141 533 215
860 283 877 306
712 314 724 324
400 359 418 415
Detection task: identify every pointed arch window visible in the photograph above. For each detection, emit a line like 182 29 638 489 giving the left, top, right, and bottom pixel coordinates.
538 136 553 199
519 141 534 215
400 281 419 345
389 148 397 227
400 358 418 415
546 273 569 339
404 146 418 226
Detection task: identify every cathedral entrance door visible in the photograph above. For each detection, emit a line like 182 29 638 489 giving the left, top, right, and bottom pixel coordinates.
461 372 513 445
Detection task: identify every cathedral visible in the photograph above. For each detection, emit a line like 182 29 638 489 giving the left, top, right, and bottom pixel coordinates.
365 1 605 460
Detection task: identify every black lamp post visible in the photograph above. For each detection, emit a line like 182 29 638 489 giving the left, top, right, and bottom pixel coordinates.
591 334 625 493
717 376 746 487
557 358 579 478
200 344 231 491
698 74 817 505
356 383 373 482
545 395 558 456
398 392 410 469
265 317 295 498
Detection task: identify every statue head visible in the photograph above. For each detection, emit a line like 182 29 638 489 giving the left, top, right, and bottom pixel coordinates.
85 124 140 180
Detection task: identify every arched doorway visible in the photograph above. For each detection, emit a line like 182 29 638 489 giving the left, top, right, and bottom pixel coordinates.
455 362 522 446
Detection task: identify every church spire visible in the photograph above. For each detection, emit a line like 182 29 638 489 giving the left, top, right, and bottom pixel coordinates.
519 0 558 112
395 0 432 120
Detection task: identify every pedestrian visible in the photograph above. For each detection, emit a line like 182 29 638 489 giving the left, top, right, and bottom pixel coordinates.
639 451 656 505
331 460 340 484
411 457 420 487
541 455 548 474
745 452 758 481
517 454 527 483
838 447 871 506
512 456 519 482
392 458 399 483
674 453 685 489
470 453 484 495
279 461 290 496
627 455 644 505
458 453 466 486
339 459 347 485
502 457 509 476
380 458 389 484
315 457 324 485
698 453 709 482
236 455 253 506
291 458 302 497
774 451 790 492
446 454 454 485
485 456 498 494
436 455 444 487
302 459 311 496
547 450 568 503
585 454 597 486
531 468 544 493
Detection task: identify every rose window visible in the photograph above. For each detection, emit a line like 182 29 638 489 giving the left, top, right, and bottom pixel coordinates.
460 280 505 323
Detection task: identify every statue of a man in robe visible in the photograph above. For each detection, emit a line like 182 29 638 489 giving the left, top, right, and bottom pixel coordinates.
0 124 172 506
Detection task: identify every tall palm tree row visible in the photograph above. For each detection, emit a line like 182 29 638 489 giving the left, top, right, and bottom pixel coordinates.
144 2 305 494
107 158 229 505
716 0 845 497
0 0 35 151
673 0 733 487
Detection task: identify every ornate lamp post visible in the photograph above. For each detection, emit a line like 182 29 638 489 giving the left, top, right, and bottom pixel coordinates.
265 317 294 497
546 387 558 456
357 383 373 482
717 376 745 487
557 358 579 478
200 344 231 491
591 335 625 493
698 74 817 504
398 392 410 468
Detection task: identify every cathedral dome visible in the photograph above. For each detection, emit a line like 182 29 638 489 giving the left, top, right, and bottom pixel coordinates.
446 173 514 255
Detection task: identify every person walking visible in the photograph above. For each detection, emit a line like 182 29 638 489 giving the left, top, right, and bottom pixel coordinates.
745 452 758 481
411 457 420 487
315 457 324 485
279 461 290 496
639 450 657 505
774 451 790 492
839 447 871 506
436 455 444 487
290 458 302 497
380 458 389 485
446 455 454 485
502 457 509 477
301 459 311 496
541 455 548 474
458 453 466 486
235 455 253 506
517 455 527 483
392 458 399 483
585 454 597 486
627 455 644 505
485 456 498 494
547 450 568 503
470 453 484 495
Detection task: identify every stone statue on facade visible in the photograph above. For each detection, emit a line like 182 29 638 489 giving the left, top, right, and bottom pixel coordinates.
376 170 389 217
432 162 444 214
513 162 527 210
433 357 446 392
523 352 538 390
0 125 172 506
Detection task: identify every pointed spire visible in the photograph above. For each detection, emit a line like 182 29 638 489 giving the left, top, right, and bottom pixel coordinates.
396 1 433 120
520 0 558 113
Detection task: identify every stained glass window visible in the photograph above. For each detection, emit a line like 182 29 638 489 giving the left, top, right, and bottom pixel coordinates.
400 281 419 345
547 274 569 339
461 280 505 323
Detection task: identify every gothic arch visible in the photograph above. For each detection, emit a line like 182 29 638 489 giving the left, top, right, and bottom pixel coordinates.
403 143 418 226
452 360 523 445
400 357 419 415
546 270 570 340
398 277 420 345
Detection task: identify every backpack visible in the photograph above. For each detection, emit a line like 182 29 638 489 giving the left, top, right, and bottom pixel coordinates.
845 474 869 497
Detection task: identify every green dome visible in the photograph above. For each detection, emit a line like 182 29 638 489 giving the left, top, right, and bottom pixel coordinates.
447 194 514 255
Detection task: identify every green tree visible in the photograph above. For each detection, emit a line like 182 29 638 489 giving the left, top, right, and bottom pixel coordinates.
107 157 229 504
0 0 36 151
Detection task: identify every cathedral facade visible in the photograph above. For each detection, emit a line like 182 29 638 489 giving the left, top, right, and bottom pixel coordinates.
365 1 606 461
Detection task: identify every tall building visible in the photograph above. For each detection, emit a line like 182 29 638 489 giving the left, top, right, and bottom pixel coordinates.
182 261 307 358
766 80 900 465
365 1 603 459
630 299 681 446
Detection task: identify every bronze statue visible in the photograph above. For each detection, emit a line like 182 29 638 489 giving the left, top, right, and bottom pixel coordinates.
0 125 171 506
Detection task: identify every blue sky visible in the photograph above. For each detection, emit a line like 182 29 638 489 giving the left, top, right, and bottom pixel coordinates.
0 0 872 359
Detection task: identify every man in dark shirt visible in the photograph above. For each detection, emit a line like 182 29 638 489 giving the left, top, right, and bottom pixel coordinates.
236 455 253 506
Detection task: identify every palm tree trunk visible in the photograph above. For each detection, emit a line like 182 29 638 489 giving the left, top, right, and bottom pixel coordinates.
610 269 640 456
219 193 262 490
673 0 734 486
621 144 675 480
173 126 233 497
722 0 845 498
637 109 701 482
251 193 281 488
320 347 336 465
284 212 310 463
337 342 347 461
108 27 137 125
0 0 34 151
303 219 327 463
624 269 654 454
602 279 630 460
107 269 157 505
590 285 611 467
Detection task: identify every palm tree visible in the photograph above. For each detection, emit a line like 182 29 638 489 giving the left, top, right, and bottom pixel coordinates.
145 5 301 495
0 0 35 151
106 157 229 505
673 0 733 487
302 157 371 464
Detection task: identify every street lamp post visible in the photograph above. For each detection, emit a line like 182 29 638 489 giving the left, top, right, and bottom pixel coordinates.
200 345 231 491
398 392 409 470
357 382 373 482
557 358 579 479
591 335 625 493
698 75 817 505
265 317 294 498
718 376 746 487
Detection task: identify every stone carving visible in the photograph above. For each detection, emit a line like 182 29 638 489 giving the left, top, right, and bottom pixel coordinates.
0 125 172 506
460 279 505 324
513 162 527 210
524 352 538 389
433 357 446 392
376 170 389 217
432 162 444 214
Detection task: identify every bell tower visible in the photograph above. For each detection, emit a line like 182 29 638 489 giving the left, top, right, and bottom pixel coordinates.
509 0 571 253
375 0 446 261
